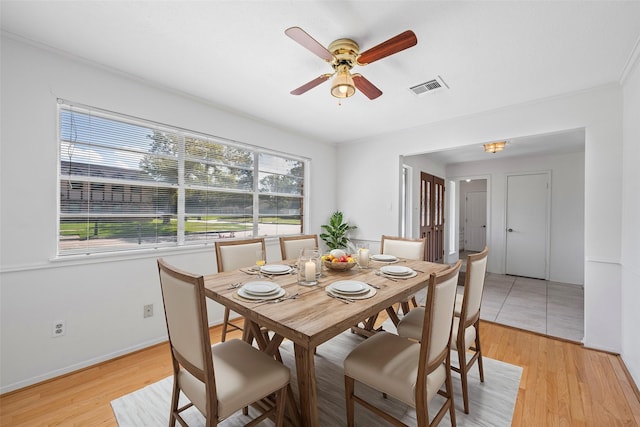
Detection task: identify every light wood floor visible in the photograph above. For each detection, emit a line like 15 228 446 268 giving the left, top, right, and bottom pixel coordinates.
1 319 639 426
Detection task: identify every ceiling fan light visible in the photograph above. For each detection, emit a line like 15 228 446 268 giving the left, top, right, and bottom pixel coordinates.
331 67 355 98
484 141 506 153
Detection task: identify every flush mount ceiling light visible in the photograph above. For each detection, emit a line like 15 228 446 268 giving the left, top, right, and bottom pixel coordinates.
484 141 507 153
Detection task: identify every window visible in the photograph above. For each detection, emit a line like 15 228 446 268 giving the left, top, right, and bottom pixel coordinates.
58 101 305 255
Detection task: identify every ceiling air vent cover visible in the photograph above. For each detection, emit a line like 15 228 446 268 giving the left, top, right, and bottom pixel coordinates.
409 76 448 96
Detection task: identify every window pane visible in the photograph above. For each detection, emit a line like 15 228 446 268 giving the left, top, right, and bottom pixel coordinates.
183 190 253 243
257 194 302 236
258 153 304 195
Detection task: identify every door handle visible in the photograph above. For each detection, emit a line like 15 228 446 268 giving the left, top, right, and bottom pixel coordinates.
482 225 486 228
507 228 513 232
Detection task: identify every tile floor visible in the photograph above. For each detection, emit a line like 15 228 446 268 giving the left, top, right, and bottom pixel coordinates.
474 273 584 342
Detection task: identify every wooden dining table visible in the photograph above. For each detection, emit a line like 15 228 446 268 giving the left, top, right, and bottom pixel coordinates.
203 258 448 427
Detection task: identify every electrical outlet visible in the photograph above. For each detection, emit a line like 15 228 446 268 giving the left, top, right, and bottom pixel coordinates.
144 304 153 318
52 320 66 337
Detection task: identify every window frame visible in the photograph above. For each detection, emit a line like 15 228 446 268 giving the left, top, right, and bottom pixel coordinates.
57 100 308 257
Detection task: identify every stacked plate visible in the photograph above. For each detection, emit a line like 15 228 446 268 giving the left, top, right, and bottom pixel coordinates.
260 264 293 275
370 254 398 262
326 280 376 300
379 265 417 278
237 281 286 300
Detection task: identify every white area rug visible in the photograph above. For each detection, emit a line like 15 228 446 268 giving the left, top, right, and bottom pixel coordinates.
112 326 521 426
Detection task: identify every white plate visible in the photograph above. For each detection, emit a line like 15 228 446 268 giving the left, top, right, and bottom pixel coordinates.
329 280 369 295
237 287 286 301
371 254 398 262
260 264 292 275
242 281 280 295
326 287 377 300
380 265 413 276
380 271 418 280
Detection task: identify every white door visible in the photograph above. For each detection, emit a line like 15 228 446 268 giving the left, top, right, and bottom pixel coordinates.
465 191 487 251
505 173 549 279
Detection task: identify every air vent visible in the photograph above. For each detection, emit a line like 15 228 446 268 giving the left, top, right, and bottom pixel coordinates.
409 76 448 96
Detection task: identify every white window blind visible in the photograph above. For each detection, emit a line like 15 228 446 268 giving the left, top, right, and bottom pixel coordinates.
58 101 305 255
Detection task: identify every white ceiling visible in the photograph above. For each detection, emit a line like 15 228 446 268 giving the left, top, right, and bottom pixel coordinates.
2 1 639 157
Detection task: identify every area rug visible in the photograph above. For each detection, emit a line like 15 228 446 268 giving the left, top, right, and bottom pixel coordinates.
112 325 522 426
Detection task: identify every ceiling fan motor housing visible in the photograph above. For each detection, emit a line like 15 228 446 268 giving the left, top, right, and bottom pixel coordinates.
328 38 359 70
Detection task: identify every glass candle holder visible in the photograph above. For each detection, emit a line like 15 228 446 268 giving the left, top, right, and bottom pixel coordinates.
301 248 322 278
358 247 371 268
297 253 318 286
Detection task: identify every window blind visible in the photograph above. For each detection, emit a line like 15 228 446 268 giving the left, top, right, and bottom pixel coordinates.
58 102 305 255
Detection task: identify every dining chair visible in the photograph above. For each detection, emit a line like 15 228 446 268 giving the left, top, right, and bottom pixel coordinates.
397 246 489 414
214 238 266 342
279 234 319 260
381 235 427 314
157 258 290 427
343 260 462 427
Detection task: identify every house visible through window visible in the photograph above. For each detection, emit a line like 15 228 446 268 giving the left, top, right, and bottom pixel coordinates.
58 101 306 255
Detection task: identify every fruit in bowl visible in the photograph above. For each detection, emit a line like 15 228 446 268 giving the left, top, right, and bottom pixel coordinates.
322 252 357 271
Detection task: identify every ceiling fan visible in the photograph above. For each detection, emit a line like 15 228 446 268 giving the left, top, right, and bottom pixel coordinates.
285 27 418 100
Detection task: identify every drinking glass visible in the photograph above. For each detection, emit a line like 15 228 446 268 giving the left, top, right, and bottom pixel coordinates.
255 249 266 278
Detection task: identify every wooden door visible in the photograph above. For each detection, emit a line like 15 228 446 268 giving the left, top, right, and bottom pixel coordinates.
505 173 549 279
419 172 445 263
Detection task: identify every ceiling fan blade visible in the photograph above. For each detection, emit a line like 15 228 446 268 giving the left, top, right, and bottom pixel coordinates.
353 74 383 100
285 27 334 62
356 30 418 65
290 74 333 95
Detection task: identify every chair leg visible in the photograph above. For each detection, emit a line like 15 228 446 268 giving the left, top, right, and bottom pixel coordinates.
344 376 355 427
274 386 288 427
446 364 457 427
458 346 470 414
169 374 180 427
475 324 485 382
221 307 231 342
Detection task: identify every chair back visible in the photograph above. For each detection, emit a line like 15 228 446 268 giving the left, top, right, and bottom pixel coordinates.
157 258 216 399
279 234 319 260
420 260 462 367
461 246 489 324
380 235 426 260
215 238 266 272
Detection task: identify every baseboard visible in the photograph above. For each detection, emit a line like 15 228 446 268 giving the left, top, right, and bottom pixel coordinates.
0 336 167 395
617 355 640 404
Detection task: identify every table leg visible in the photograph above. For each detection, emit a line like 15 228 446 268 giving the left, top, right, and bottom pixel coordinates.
294 343 319 427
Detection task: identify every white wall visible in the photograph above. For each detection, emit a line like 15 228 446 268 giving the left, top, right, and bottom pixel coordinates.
621 55 640 386
0 37 337 393
337 85 624 355
445 151 585 285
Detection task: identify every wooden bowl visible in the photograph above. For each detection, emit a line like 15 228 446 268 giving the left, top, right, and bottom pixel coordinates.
324 260 357 271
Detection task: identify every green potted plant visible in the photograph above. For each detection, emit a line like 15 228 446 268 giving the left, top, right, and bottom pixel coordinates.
320 210 357 250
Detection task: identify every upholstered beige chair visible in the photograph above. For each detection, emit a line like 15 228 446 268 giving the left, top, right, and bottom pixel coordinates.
397 247 489 414
214 238 266 342
381 235 427 314
344 260 462 427
279 234 319 260
157 258 289 427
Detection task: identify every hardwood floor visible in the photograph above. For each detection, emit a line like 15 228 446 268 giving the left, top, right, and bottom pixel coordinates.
1 319 639 426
